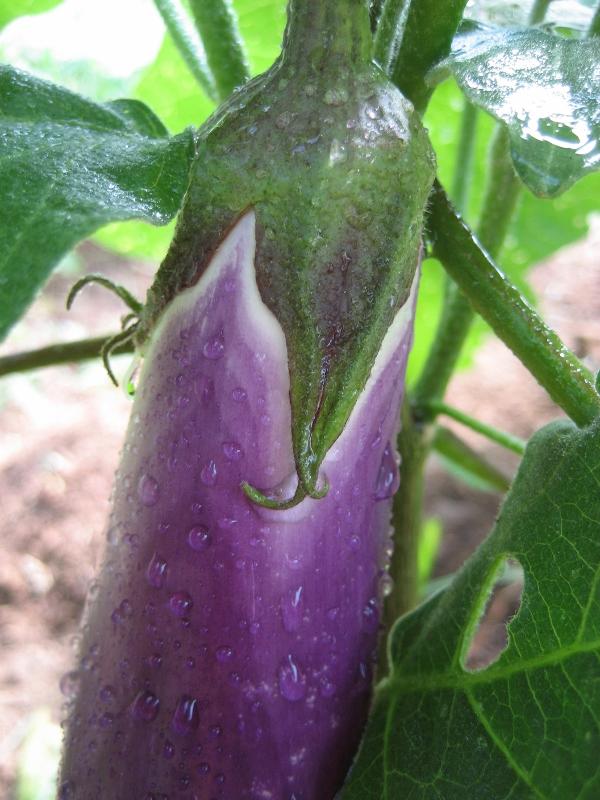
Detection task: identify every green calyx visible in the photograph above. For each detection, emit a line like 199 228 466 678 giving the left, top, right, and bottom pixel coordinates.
140 0 436 508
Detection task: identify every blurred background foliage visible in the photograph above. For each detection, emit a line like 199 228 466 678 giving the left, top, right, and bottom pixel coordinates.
1 0 598 382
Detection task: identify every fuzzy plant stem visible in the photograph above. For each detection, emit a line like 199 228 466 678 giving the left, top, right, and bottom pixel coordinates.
430 426 511 493
451 100 478 214
383 400 429 629
529 0 553 25
426 401 527 455
413 127 521 414
153 0 218 99
413 0 559 417
432 401 525 456
0 335 134 377
591 1 600 37
427 183 600 429
188 0 250 100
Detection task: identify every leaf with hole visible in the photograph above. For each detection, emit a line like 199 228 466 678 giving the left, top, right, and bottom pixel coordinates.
340 419 600 799
428 24 600 197
0 65 195 340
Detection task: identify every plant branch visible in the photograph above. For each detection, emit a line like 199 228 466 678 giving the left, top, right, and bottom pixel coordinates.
529 0 553 25
591 1 600 37
0 335 135 378
414 127 521 408
431 426 511 492
427 401 526 455
153 0 217 99
451 100 478 214
384 398 429 631
374 0 468 111
413 0 558 411
188 0 250 100
427 182 600 428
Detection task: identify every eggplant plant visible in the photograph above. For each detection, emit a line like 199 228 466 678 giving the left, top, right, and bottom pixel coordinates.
1 0 600 798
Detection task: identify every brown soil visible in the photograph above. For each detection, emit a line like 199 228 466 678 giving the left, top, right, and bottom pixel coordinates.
0 222 598 797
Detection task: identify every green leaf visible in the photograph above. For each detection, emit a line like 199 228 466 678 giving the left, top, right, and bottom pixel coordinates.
414 76 600 383
0 66 194 339
93 33 216 263
0 0 62 30
94 0 287 262
425 79 600 285
341 419 600 798
465 0 596 33
430 25 600 196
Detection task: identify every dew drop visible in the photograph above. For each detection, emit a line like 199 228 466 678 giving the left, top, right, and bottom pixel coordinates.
280 586 304 633
348 534 361 551
195 374 215 404
222 441 243 461
197 762 210 775
362 599 380 633
285 553 303 571
111 598 133 625
379 572 394 598
202 332 225 360
232 386 247 402
99 685 115 704
208 724 222 739
146 553 168 588
216 645 234 663
138 474 159 506
172 694 200 735
188 525 212 551
98 711 114 728
147 653 163 669
375 443 399 500
169 591 193 618
60 671 80 699
319 678 336 698
200 460 218 487
131 689 160 722
58 781 75 799
163 739 175 760
190 501 203 517
278 655 306 702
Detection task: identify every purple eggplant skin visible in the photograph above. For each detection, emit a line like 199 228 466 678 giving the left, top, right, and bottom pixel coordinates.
58 213 417 800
